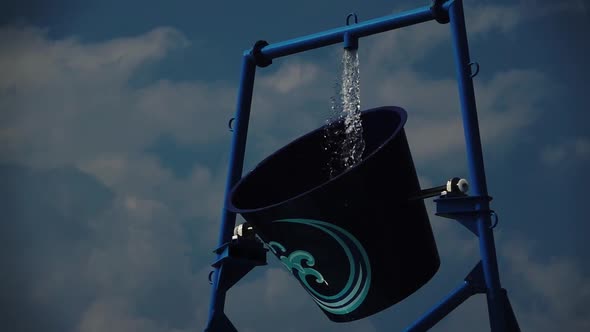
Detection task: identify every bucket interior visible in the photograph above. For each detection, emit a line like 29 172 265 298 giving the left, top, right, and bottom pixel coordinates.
230 108 406 211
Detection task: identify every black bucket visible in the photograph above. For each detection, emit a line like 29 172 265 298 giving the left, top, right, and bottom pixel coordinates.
227 106 440 322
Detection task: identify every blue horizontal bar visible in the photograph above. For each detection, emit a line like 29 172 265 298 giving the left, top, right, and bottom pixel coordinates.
245 5 435 59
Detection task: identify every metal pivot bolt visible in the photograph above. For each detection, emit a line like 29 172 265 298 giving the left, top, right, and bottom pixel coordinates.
232 222 256 240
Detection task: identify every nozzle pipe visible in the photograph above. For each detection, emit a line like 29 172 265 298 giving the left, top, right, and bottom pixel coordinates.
343 32 358 50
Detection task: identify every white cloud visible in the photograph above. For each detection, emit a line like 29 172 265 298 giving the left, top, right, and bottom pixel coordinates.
0 164 208 332
540 136 590 165
135 79 236 145
72 193 208 332
0 25 238 266
359 66 550 163
541 144 568 165
0 26 188 91
467 3 522 36
363 0 583 76
78 153 226 251
259 61 321 94
363 0 533 69
500 239 590 331
0 25 234 168
86 196 192 290
575 137 590 157
77 296 192 332
466 0 583 39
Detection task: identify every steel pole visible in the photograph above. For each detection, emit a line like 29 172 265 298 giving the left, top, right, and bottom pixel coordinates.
205 54 257 329
447 0 506 330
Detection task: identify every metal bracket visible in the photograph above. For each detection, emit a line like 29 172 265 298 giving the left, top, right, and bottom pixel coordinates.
211 238 268 291
250 40 272 68
205 239 268 332
434 195 493 236
464 261 487 293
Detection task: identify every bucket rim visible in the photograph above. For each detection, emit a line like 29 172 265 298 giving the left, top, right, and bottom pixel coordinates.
226 106 408 214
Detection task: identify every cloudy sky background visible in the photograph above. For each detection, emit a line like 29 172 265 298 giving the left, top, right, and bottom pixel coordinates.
1 0 589 331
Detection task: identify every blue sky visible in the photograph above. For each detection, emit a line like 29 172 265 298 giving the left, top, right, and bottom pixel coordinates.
1 0 589 331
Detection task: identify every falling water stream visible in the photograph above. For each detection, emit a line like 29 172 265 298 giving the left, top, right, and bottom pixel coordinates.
324 49 365 178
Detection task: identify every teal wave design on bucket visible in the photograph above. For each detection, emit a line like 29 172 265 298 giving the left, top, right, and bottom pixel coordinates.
266 218 371 315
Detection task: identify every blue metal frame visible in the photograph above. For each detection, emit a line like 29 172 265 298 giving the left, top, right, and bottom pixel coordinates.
204 1 520 331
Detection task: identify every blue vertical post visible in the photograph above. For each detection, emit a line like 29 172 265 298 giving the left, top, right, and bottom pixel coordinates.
217 55 257 246
205 54 257 329
447 0 506 330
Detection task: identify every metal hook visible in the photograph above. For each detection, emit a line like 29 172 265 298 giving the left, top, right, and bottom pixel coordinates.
346 13 358 25
489 210 499 229
469 62 480 78
208 270 215 285
228 117 235 132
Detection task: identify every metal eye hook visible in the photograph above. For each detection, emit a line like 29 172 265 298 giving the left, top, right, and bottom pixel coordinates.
228 117 235 132
208 270 215 285
469 62 480 78
346 13 358 25
489 210 499 229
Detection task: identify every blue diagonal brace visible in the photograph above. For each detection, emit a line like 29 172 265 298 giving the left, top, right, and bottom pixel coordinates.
405 261 486 331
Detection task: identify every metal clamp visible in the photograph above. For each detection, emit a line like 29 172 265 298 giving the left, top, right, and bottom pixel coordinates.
434 195 493 236
250 40 272 68
430 0 450 24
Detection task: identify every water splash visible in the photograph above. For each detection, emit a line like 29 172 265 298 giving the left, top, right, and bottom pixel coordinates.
324 49 365 178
